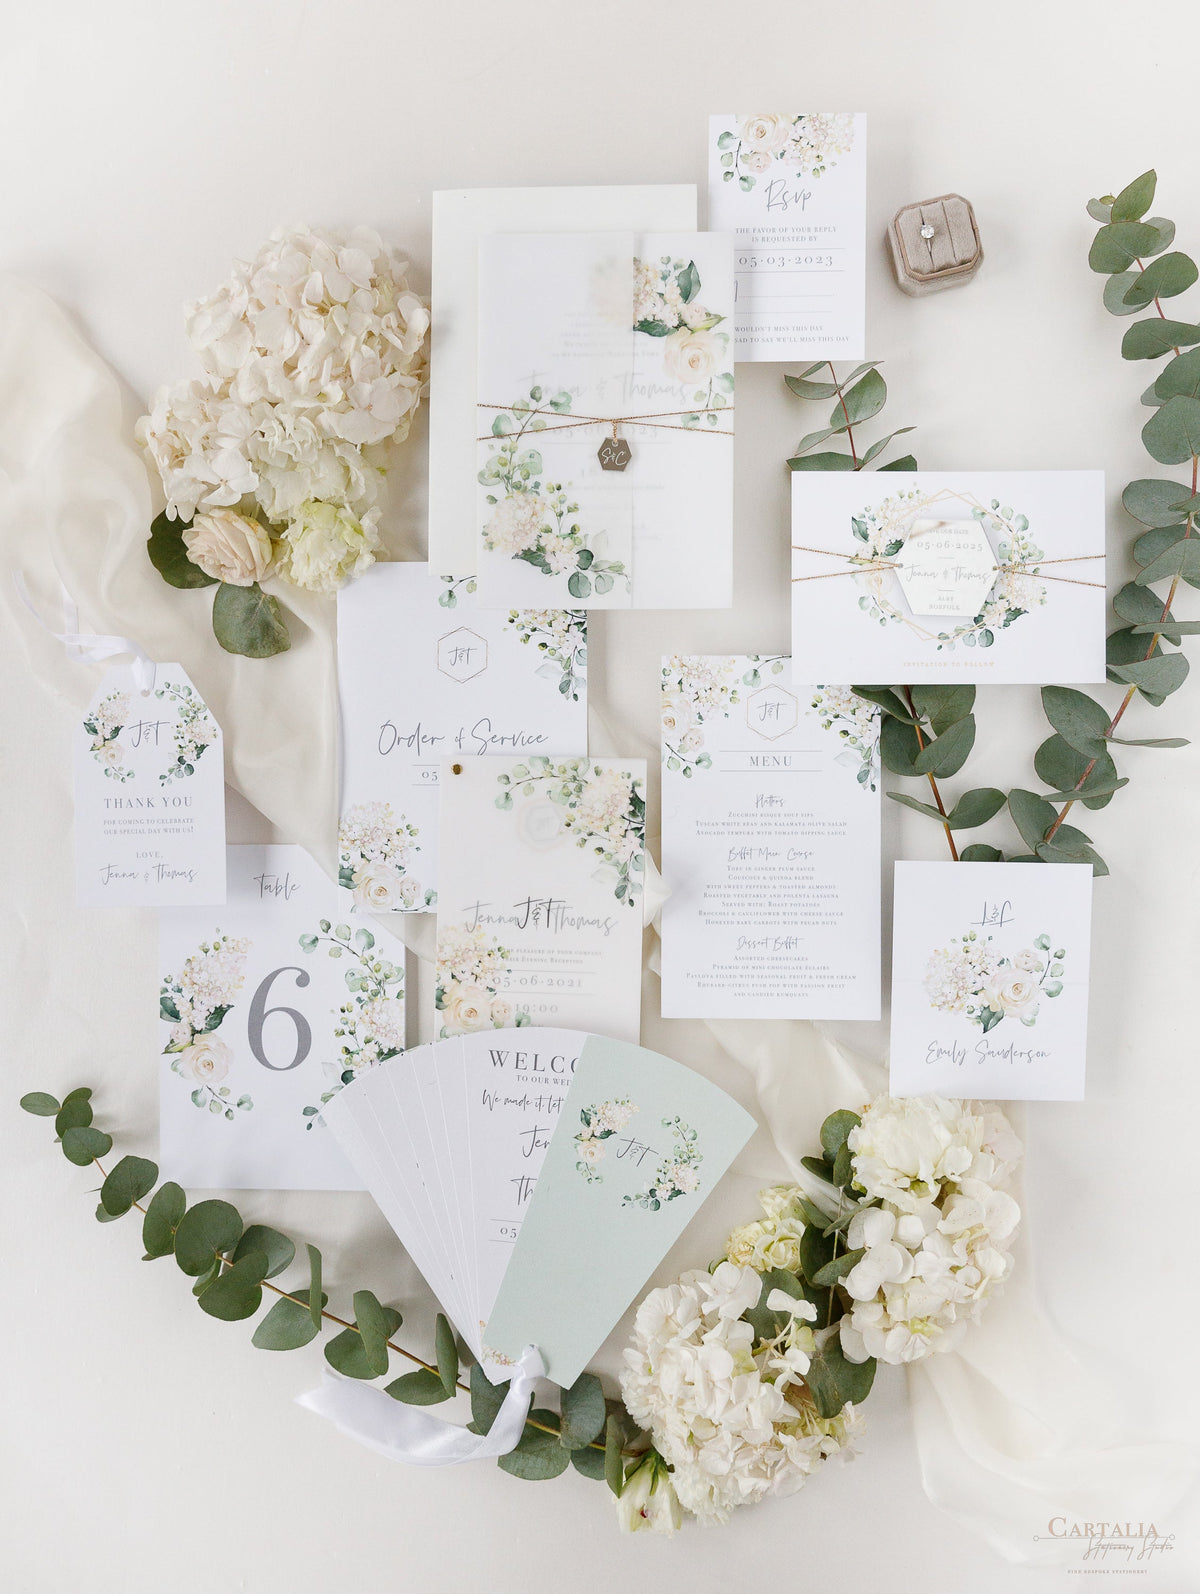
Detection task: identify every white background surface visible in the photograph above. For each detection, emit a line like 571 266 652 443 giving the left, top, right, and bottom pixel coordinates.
3 2 1200 1590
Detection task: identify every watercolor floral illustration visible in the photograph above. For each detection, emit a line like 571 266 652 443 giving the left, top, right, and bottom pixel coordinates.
494 756 646 907
435 923 531 1038
479 387 629 601
299 920 405 1124
632 256 733 426
437 581 588 702
717 112 855 190
622 1117 703 1211
160 933 254 1119
924 930 1067 1031
156 680 218 786
338 800 433 912
574 1098 636 1184
661 657 879 790
845 489 1047 650
83 690 134 782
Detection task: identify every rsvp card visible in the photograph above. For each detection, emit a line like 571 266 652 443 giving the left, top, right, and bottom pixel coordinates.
708 113 866 361
890 861 1093 1101
337 562 587 913
74 662 225 907
158 844 408 1190
476 231 734 610
791 471 1107 683
436 757 647 1043
660 656 881 1019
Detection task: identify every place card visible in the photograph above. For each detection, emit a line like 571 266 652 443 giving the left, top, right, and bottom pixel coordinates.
74 662 225 907
475 231 734 609
708 112 866 361
436 756 647 1043
659 656 880 1019
337 562 588 913
158 844 408 1189
791 471 1107 683
428 183 697 576
889 861 1093 1101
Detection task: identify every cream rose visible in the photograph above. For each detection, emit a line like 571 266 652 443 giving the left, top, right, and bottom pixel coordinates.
442 982 494 1033
351 861 406 912
183 508 273 587
660 694 695 737
1012 947 1045 974
490 996 515 1026
984 968 1040 1020
663 327 725 387
739 112 793 153
577 1138 603 1166
98 742 125 769
177 1035 232 1085
742 148 772 175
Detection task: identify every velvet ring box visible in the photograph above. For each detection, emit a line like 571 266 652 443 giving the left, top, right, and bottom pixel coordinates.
887 193 983 295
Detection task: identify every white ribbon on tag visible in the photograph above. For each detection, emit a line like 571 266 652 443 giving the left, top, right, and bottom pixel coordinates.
14 572 158 694
296 1344 545 1467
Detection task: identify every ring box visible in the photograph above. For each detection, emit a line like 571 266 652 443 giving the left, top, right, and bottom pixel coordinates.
887 194 982 296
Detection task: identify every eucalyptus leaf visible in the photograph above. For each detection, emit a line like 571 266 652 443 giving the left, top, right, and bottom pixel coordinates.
55 1091 94 1137
306 1244 323 1331
1154 347 1200 400
1109 651 1190 697
470 1361 512 1437
1040 686 1111 757
604 1415 626 1497
811 1248 865 1288
1133 534 1200 587
252 1289 326 1350
141 1181 186 1260
909 684 976 734
1008 789 1059 851
559 1372 606 1450
60 1126 111 1165
1123 477 1194 526
887 793 946 825
946 787 1007 829
836 368 887 425
19 1091 59 1116
434 1312 459 1396
386 1369 452 1405
173 1199 243 1276
351 1289 395 1378
1088 221 1165 273
820 1110 860 1162
787 450 856 471
570 1446 607 1481
806 1339 877 1419
233 1224 295 1280
146 511 214 589
1122 319 1200 360
878 454 919 471
1103 271 1144 317
99 1154 158 1217
959 843 1004 862
880 715 922 776
1122 251 1198 307
850 687 913 721
212 581 291 658
498 1415 572 1481
324 1305 403 1379
912 714 975 777
1109 169 1156 223
196 1251 269 1322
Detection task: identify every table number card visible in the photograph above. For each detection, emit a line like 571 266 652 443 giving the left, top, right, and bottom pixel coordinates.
158 844 408 1189
475 231 734 610
659 656 881 1019
708 113 866 361
791 471 1107 683
74 662 225 907
337 562 588 914
436 757 647 1043
889 861 1093 1101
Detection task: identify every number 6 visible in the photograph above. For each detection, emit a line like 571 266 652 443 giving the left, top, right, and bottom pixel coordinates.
247 966 312 1072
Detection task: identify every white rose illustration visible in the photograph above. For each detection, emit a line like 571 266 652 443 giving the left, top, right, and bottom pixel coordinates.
183 508 273 587
739 113 793 154
1012 948 1044 973
99 742 125 769
660 694 695 736
663 328 724 387
984 968 1040 1020
578 1138 603 1166
490 996 515 1026
742 149 772 174
352 861 406 912
443 983 494 1033
177 1035 232 1085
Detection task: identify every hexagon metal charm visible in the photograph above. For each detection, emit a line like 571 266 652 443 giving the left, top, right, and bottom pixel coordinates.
597 435 632 471
746 683 799 741
437 627 489 683
893 517 997 618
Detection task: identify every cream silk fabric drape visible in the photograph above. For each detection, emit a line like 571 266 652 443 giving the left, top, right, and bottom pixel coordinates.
3 275 1193 1565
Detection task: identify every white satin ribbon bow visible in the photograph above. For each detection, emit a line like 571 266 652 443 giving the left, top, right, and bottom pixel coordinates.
14 572 158 694
295 1344 545 1467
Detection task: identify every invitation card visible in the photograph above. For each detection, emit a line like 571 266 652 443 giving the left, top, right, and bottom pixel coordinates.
791 471 1107 683
74 662 225 907
436 757 647 1043
659 656 881 1019
337 562 588 913
708 112 866 361
428 184 697 576
323 1030 756 1388
158 844 407 1189
484 1034 757 1386
475 231 734 610
890 861 1093 1101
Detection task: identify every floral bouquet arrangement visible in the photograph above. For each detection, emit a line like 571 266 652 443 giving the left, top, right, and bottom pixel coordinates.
617 1094 1021 1531
138 227 430 657
925 930 1066 1032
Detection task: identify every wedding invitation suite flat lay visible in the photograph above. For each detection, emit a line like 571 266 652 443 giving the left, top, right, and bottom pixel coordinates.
322 1030 756 1388
435 757 647 1043
475 231 734 609
157 844 409 1190
659 657 881 1019
708 113 866 361
74 663 226 907
889 861 1094 1101
427 184 698 577
337 562 587 913
791 470 1107 683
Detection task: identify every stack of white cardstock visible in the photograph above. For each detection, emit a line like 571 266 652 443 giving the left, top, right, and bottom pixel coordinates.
337 562 588 913
158 844 407 1190
322 1028 757 1388
475 231 735 610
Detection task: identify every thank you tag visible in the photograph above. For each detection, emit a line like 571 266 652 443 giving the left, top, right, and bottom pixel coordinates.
73 662 226 906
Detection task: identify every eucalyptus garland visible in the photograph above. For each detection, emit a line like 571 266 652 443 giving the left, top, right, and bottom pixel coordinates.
787 169 1195 872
